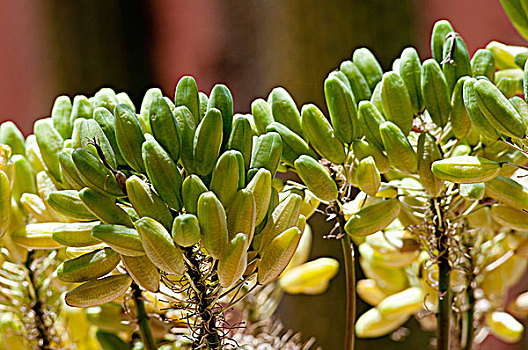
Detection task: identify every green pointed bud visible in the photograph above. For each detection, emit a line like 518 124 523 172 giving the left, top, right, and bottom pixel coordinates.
121 254 160 292
116 92 135 112
471 49 495 81
149 96 181 163
34 119 64 183
358 101 385 151
92 107 126 166
51 95 73 139
352 139 390 174
174 106 197 173
417 132 443 197
227 189 256 244
218 233 248 288
486 176 528 209
421 59 451 127
491 204 528 231
57 248 120 283
172 214 201 247
126 175 172 230
324 76 359 143
353 48 383 90
356 156 381 197
80 119 117 169
251 98 274 135
249 132 282 178
208 84 234 148
142 135 183 210
269 87 303 138
70 95 94 122
58 149 84 190
51 221 101 247
0 171 10 237
209 150 241 208
175 76 200 123
47 190 96 221
266 122 316 166
79 188 133 227
114 104 146 173
11 155 36 201
139 88 162 118
258 226 302 285
431 20 454 63
451 77 473 140
257 193 302 252
181 175 208 215
431 156 501 184
227 116 253 170
399 47 424 114
442 34 471 93
197 191 229 259
301 104 346 164
64 274 131 308
380 72 413 135
93 88 118 113
474 79 526 139
379 121 417 174
294 155 338 202
0 122 25 156
345 198 401 237
340 60 371 101
328 70 353 91
134 217 186 275
72 148 123 196
91 224 144 256
245 168 272 226
193 108 223 176
198 91 208 120
463 78 501 140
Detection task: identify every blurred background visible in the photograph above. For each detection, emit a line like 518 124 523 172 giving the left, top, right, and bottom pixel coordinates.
0 0 526 348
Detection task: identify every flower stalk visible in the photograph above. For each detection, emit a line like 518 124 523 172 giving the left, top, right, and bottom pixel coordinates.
463 286 475 350
433 198 451 350
131 282 156 350
25 251 51 350
337 211 355 350
184 248 222 350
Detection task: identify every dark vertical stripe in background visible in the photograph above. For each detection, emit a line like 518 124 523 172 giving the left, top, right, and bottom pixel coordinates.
45 0 153 104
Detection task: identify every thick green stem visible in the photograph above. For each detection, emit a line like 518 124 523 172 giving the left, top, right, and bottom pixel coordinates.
433 199 451 350
338 213 355 350
25 251 50 350
463 287 475 350
184 249 221 350
131 283 156 350
437 257 451 350
203 306 221 349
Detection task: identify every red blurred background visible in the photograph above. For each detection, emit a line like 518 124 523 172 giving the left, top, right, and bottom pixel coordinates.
0 0 527 348
2 0 525 134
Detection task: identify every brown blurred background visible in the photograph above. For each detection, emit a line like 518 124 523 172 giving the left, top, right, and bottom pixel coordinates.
0 0 526 348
